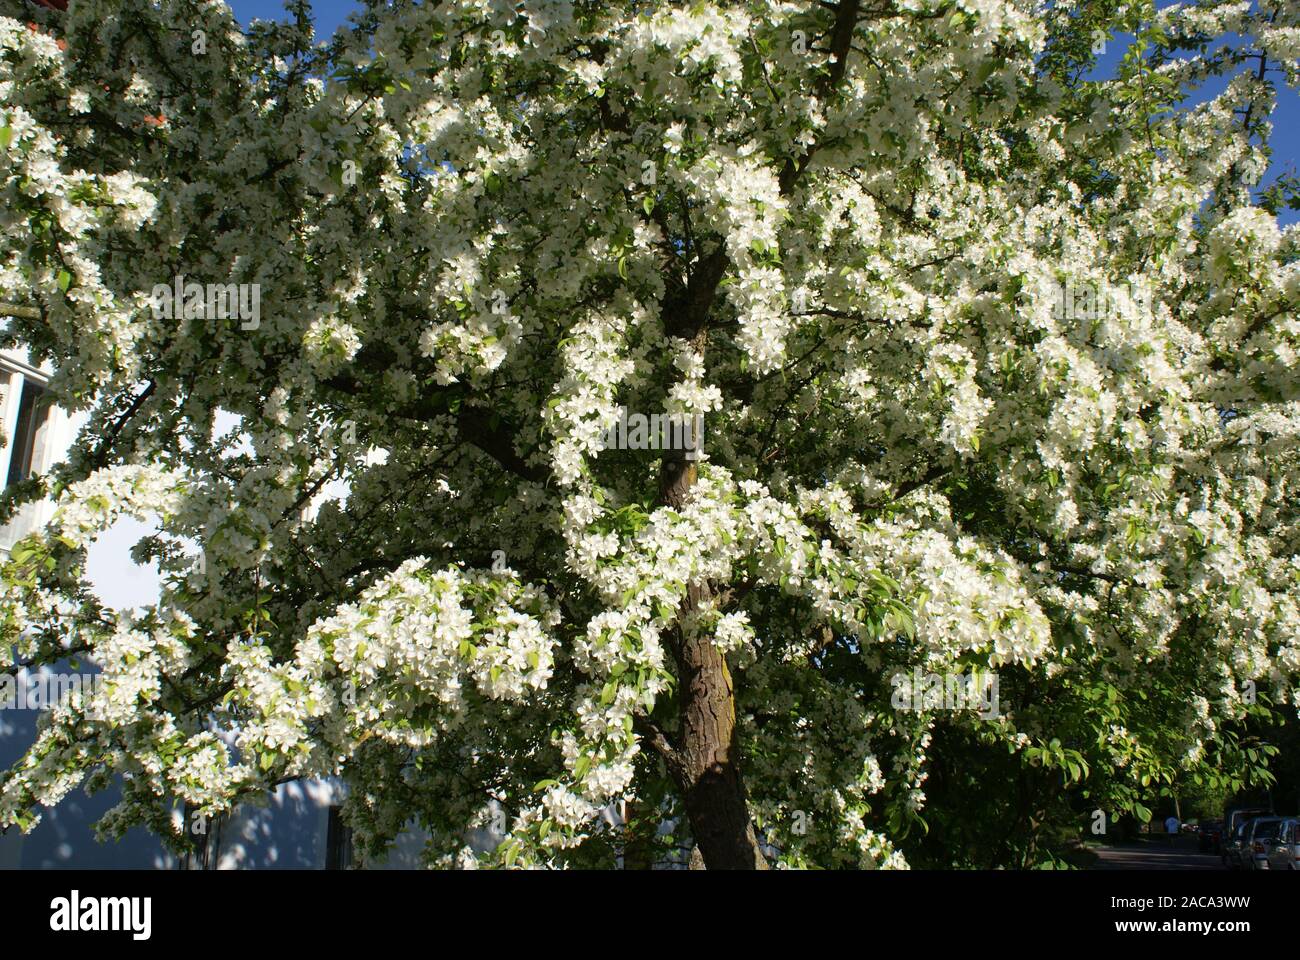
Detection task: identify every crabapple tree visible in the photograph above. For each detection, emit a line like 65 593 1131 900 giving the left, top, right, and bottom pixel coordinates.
1 0 1298 868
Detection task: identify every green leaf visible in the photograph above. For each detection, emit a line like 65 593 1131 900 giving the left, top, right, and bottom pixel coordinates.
57 269 72 292
0 126 11 150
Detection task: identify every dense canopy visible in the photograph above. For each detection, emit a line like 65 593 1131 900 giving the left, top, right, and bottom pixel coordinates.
1 0 1298 868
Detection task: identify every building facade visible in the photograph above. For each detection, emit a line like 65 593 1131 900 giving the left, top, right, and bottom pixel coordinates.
0 348 428 869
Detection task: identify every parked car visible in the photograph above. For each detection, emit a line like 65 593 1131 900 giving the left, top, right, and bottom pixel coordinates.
1245 817 1285 870
1198 819 1223 853
1223 819 1249 868
1265 818 1300 871
1223 807 1273 868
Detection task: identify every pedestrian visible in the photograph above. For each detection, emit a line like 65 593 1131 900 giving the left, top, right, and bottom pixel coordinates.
1165 814 1180 845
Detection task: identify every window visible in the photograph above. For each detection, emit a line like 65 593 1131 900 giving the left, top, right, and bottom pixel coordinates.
4 377 51 489
180 805 225 870
0 363 60 552
325 805 354 869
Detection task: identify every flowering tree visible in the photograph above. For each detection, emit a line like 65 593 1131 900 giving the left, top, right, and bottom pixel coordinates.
1 0 1298 869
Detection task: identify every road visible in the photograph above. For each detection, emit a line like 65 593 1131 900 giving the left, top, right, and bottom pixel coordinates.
1092 838 1223 870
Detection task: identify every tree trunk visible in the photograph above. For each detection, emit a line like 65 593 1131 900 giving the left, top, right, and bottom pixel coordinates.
676 599 768 869
659 456 768 869
635 0 864 870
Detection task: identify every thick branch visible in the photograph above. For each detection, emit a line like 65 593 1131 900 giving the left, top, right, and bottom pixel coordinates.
0 302 42 321
633 717 686 782
779 0 862 195
456 405 545 483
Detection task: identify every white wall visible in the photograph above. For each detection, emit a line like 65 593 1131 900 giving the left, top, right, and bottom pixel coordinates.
0 353 439 869
0 352 342 868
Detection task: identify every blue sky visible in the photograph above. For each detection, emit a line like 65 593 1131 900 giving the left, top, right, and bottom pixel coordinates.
228 0 1296 221
228 0 359 38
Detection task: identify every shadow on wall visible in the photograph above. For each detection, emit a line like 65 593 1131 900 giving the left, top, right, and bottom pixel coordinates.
0 707 176 868
0 702 340 869
1 656 438 869
210 780 338 869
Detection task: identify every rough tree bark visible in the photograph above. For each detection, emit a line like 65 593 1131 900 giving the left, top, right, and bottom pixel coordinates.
639 0 862 868
658 456 769 870
650 260 769 867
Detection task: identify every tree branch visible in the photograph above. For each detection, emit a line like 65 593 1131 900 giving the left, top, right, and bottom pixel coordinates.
0 302 42 321
779 0 862 196
634 716 685 781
